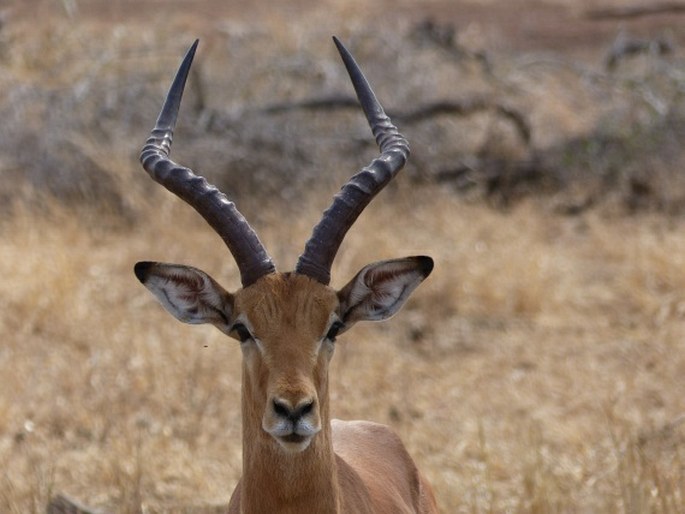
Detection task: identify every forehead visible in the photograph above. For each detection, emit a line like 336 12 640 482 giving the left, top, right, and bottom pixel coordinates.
235 273 338 339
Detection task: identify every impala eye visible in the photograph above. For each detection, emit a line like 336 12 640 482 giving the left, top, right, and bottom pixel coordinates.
232 323 253 343
325 321 344 342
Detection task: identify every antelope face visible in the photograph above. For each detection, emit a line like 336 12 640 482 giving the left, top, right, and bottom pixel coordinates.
135 257 432 453
233 273 339 452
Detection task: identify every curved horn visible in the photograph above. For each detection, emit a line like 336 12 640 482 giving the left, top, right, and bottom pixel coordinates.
140 40 276 287
295 37 410 285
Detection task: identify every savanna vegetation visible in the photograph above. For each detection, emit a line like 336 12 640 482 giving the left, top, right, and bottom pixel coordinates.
1 1 684 512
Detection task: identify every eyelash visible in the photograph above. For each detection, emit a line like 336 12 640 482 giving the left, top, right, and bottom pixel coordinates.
232 323 253 343
325 321 344 342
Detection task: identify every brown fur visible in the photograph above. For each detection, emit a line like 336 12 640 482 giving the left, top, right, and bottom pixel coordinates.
137 265 437 513
227 273 438 513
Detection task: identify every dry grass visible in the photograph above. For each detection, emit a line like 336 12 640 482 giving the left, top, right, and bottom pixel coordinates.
2 188 685 513
0 1 684 513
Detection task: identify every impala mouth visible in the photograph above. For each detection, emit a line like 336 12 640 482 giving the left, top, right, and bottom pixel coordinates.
280 433 307 444
274 431 314 452
266 417 320 451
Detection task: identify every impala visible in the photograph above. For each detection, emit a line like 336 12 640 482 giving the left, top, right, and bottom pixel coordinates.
135 38 438 514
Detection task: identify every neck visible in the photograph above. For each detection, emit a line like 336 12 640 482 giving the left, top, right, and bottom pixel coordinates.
240 385 340 513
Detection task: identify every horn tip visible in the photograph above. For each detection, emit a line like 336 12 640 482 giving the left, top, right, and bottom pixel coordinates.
332 35 351 60
184 39 199 62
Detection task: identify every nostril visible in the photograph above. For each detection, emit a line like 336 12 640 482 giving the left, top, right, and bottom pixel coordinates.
298 400 314 417
272 399 292 419
272 398 315 422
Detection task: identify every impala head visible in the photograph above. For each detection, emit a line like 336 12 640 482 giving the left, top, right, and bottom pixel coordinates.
135 38 433 453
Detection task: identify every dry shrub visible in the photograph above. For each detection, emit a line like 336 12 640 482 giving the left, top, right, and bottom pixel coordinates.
2 1 684 218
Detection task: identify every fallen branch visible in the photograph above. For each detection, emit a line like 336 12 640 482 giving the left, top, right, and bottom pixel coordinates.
433 157 552 206
262 96 532 145
396 99 531 145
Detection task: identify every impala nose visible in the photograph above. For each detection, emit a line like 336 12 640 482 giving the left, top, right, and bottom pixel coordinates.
272 398 315 423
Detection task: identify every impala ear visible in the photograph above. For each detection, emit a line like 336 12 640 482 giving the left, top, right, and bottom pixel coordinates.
337 256 433 328
134 261 234 332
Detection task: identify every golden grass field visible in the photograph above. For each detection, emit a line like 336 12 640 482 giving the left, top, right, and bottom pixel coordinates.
1 1 684 512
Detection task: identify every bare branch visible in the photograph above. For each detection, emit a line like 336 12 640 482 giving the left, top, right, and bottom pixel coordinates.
396 99 531 146
586 2 685 20
262 96 532 146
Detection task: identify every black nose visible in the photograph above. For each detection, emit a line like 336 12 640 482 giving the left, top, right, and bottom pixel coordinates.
272 399 315 423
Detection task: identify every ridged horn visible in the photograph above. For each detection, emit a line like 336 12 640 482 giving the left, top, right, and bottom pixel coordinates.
140 40 276 287
295 37 410 285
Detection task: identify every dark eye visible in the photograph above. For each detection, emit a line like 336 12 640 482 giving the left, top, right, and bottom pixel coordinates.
325 321 344 342
232 323 253 343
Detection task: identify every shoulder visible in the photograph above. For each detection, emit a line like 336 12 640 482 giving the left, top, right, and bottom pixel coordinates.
332 419 405 452
331 418 418 474
332 418 399 437
332 419 427 511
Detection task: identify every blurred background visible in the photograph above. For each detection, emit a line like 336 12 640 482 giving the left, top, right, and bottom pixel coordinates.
1 0 684 512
